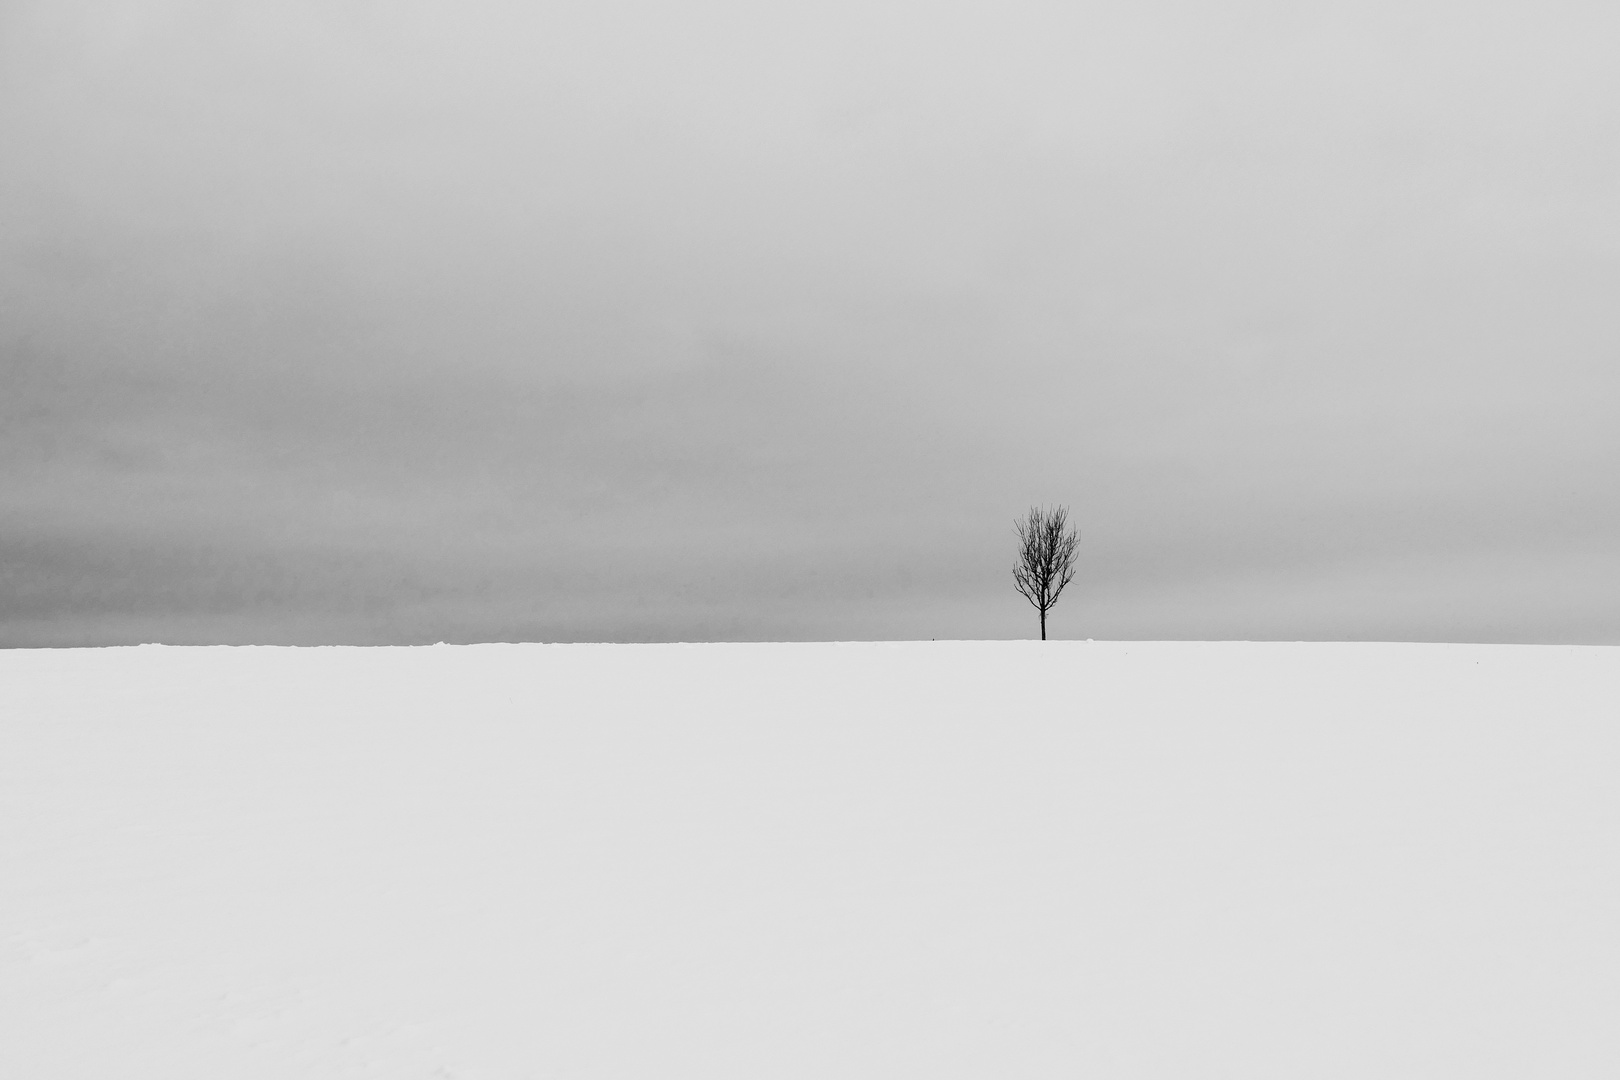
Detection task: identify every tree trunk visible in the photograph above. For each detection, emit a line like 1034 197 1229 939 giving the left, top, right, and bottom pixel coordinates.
1040 607 1046 640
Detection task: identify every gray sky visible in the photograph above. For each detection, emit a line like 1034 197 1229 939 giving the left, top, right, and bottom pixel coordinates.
3 0 1617 644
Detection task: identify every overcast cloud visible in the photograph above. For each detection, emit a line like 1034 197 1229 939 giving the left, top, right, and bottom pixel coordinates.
3 0 1617 644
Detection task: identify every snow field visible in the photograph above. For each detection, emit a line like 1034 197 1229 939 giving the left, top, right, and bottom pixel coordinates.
2 641 1618 1078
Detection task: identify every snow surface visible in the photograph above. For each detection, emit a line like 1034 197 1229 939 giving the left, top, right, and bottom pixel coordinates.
3 641 1618 1078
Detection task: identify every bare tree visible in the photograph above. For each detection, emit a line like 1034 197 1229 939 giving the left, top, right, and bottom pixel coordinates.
1013 505 1081 640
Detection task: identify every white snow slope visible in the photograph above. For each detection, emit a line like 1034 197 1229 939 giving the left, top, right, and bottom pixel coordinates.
3 641 1618 1079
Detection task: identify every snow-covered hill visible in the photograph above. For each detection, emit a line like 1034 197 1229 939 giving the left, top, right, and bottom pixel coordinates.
4 642 1617 1078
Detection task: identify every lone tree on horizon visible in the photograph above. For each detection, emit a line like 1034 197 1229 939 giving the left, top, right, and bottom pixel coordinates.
1013 505 1081 640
